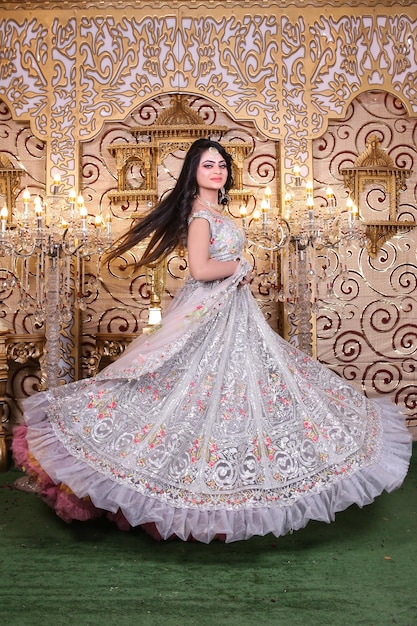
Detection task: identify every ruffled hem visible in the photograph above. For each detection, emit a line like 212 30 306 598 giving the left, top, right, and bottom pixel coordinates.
12 393 412 543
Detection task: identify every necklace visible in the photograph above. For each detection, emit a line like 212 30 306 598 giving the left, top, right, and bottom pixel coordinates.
196 196 224 213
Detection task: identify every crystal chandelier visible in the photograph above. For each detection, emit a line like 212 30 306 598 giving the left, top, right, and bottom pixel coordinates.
0 175 112 388
241 168 366 354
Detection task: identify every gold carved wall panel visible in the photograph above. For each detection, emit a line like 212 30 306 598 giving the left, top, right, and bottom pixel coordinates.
0 2 417 437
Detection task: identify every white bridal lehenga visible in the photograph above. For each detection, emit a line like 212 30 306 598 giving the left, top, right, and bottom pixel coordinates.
13 209 412 543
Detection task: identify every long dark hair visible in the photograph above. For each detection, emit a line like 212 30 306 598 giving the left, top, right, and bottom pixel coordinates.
105 138 234 267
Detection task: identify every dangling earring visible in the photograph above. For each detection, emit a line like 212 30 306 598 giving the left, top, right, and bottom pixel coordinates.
191 185 197 198
219 186 230 206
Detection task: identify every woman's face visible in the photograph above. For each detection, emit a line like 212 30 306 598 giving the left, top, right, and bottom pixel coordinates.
196 149 229 194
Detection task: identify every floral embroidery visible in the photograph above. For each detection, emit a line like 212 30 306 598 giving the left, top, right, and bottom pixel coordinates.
186 303 208 322
189 437 203 463
264 434 277 461
303 419 319 442
148 426 166 449
208 440 220 467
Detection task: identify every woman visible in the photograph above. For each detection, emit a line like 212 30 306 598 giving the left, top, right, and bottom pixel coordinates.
12 138 412 543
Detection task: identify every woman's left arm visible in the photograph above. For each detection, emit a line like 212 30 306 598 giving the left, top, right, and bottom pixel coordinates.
187 217 241 282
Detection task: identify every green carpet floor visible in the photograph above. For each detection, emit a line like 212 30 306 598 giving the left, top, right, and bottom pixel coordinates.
1 446 416 626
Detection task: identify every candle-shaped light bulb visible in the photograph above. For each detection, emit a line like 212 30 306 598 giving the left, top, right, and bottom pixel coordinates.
53 173 61 195
23 188 30 203
1 206 8 233
293 165 301 187
346 197 354 226
307 194 314 222
79 204 88 233
22 188 30 219
326 187 335 212
95 214 102 227
34 198 43 229
305 180 313 195
352 203 359 219
106 213 112 237
68 188 76 219
260 198 268 227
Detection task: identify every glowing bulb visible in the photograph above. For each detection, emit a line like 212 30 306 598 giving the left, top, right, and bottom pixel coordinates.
306 180 313 193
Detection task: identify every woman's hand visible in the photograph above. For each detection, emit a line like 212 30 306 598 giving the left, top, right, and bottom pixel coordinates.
239 271 253 287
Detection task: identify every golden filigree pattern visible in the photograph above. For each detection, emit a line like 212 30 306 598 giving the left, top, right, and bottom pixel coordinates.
1 9 416 162
0 19 48 122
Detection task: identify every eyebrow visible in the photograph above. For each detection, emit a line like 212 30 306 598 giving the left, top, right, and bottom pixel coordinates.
201 158 227 165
